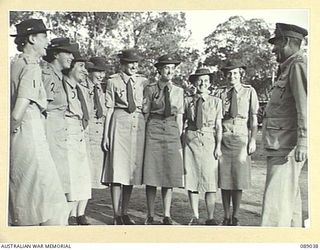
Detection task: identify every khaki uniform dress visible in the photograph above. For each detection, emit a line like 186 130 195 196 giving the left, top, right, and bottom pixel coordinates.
143 81 184 188
64 76 92 201
42 63 70 193
9 54 68 225
183 94 223 192
215 84 259 190
101 72 148 185
261 51 307 227
85 77 107 189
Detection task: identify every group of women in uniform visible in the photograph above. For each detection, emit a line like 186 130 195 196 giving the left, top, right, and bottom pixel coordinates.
9 18 259 227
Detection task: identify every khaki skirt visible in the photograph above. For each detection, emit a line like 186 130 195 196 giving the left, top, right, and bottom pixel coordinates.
218 119 251 190
9 106 68 225
101 109 145 186
65 118 92 201
46 111 70 193
184 129 218 192
143 116 184 188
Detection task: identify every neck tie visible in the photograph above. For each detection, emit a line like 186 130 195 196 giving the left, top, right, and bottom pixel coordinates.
93 84 103 119
126 78 136 113
164 85 171 117
196 96 203 130
76 85 89 129
229 87 238 118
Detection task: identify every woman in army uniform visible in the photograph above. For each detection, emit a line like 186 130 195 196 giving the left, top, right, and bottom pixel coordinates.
183 68 222 226
216 60 259 226
63 47 92 225
143 54 184 225
10 19 68 226
102 49 148 225
42 38 77 195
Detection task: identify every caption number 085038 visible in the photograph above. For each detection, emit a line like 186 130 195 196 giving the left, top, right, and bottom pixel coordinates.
300 244 319 248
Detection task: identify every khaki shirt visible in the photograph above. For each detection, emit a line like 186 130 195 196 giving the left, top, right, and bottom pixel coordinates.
184 94 222 131
263 51 307 155
214 84 259 120
105 72 148 110
143 81 184 115
64 76 83 120
11 54 47 112
42 63 68 112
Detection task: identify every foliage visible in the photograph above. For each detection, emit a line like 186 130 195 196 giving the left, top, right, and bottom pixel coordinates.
203 16 278 100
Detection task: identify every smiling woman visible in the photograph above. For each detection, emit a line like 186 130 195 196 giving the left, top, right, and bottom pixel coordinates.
9 19 68 226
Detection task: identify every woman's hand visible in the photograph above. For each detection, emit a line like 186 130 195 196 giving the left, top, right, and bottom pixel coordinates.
248 138 256 155
214 146 222 159
102 137 110 152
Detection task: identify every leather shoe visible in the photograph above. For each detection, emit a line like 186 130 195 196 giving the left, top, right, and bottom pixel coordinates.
77 215 90 225
68 216 78 226
162 216 173 225
122 214 135 225
205 218 219 226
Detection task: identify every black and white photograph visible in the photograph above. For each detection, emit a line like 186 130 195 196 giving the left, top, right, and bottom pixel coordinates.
2 4 316 244
7 9 309 228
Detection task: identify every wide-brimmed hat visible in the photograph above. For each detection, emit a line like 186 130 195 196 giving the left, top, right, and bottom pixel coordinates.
10 19 51 37
72 44 87 62
46 38 78 54
117 49 140 62
268 23 308 44
221 59 247 71
188 68 214 83
86 56 107 71
154 54 181 68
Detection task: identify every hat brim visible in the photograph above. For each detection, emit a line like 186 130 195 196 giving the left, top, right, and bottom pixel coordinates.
47 46 78 54
268 36 276 44
221 65 247 71
189 73 214 82
154 61 181 68
10 28 51 37
87 65 106 71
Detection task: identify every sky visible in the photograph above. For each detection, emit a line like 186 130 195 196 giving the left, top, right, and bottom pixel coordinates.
184 9 309 50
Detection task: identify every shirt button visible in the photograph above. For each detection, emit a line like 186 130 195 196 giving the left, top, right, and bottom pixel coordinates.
133 125 136 128
80 139 83 142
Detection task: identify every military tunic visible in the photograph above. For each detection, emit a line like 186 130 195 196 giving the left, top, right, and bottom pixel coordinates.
215 83 259 190
183 94 222 192
143 81 184 188
64 76 92 201
42 63 70 193
261 51 307 227
9 54 68 225
101 72 148 186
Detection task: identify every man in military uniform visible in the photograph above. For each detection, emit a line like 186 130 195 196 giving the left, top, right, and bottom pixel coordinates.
261 23 308 227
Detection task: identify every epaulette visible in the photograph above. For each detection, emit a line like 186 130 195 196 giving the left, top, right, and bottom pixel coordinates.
242 84 252 88
293 54 306 64
23 56 38 65
146 82 158 87
108 73 120 79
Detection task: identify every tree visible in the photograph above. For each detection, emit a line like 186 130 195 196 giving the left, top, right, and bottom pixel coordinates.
203 16 277 100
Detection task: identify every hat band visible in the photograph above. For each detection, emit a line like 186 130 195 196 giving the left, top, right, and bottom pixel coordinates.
276 30 305 40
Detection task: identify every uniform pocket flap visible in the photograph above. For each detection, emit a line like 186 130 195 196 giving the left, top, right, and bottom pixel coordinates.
266 117 297 130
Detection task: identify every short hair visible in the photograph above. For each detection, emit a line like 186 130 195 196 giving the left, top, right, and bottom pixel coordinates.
14 36 29 52
43 50 59 63
14 33 45 52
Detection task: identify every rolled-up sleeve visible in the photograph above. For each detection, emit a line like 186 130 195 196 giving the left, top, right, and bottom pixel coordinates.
17 64 41 103
289 61 307 147
249 87 259 116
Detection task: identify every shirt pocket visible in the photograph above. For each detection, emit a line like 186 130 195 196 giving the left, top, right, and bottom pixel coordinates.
263 117 297 150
